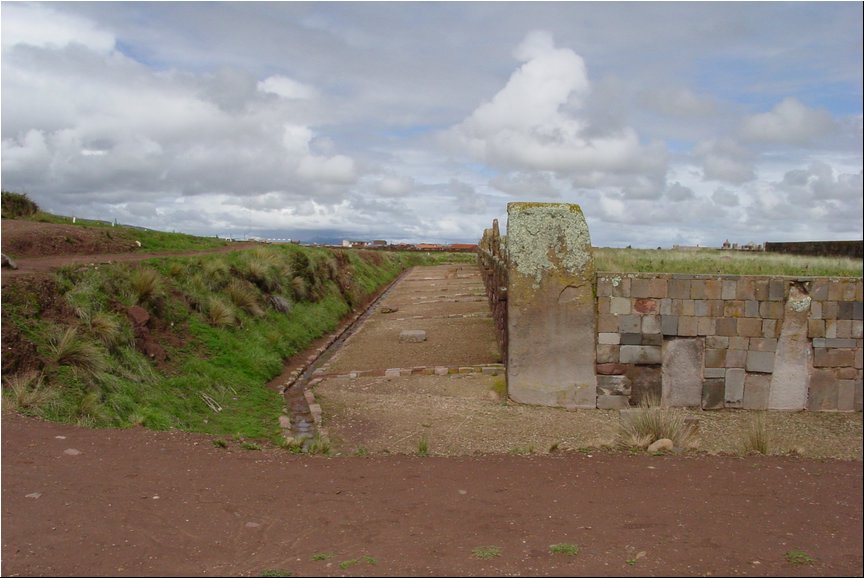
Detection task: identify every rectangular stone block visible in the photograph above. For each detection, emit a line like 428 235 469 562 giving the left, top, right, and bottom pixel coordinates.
642 315 661 334
620 333 642 345
620 345 662 365
813 338 857 348
813 348 856 368
811 301 823 320
836 320 853 339
596 344 620 364
681 299 695 316
648 278 668 299
724 300 745 318
828 281 845 301
598 313 618 333
725 349 747 368
642 333 663 346
825 320 837 338
690 280 706 299
855 302 863 321
745 300 760 318
736 278 756 300
597 296 611 314
706 335 729 349
768 279 785 301
823 302 838 320
704 280 722 300
659 298 673 315
598 332 621 345
855 380 863 412
763 319 780 338
743 373 770 410
678 316 699 336
702 379 725 410
634 298 658 314
853 320 863 339
808 370 838 411
630 278 651 298
710 300 725 317
661 338 704 407
661 315 679 336
705 348 727 368
838 380 856 411
729 336 749 350
597 394 631 410
610 296 631 315
716 317 737 336
738 318 763 337
704 367 726 378
668 278 691 299
722 280 737 300
746 350 775 373
753 280 770 301
838 301 855 320
725 368 746 406
810 279 829 301
619 314 641 333
759 301 785 320
697 317 715 336
597 363 628 375
597 374 632 396
694 300 710 317
808 319 825 338
749 338 778 352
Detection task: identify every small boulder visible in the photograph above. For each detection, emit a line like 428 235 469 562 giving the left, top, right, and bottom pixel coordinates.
1 253 17 269
400 329 427 343
647 438 674 453
380 306 399 314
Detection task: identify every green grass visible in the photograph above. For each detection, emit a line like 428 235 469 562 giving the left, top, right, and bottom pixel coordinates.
260 569 293 577
417 435 430 456
785 549 815 566
1 242 436 440
594 247 862 277
549 543 579 556
310 552 333 561
338 559 359 570
472 545 502 560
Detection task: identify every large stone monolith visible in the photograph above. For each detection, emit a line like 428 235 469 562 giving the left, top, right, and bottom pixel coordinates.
506 202 597 408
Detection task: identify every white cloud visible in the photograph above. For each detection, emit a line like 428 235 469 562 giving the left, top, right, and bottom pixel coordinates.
442 31 667 188
666 182 695 201
711 187 739 207
1 3 115 52
372 174 415 197
489 171 561 198
296 155 356 183
695 138 756 184
740 97 837 145
641 87 716 118
257 75 318 100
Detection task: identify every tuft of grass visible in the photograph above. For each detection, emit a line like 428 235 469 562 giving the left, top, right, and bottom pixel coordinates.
212 439 228 449
363 556 377 565
206 296 236 326
549 543 579 556
785 549 815 566
260 569 293 577
354 446 369 457
310 552 333 561
87 311 124 347
130 267 164 305
417 435 430 457
48 326 107 376
2 371 56 414
226 279 265 317
741 411 771 455
616 394 695 451
241 441 262 451
338 558 359 570
472 545 502 560
306 434 331 456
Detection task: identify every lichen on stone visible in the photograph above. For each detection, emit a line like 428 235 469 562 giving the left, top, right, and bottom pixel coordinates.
507 203 593 286
789 295 811 312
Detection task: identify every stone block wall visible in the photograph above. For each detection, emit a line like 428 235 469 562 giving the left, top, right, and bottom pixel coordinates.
595 273 863 411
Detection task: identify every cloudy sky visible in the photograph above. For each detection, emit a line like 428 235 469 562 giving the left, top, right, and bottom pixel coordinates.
2 2 862 247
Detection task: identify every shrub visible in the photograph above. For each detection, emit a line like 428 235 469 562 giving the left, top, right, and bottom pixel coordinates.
616 394 696 451
1 191 39 218
48 327 107 376
206 296 236 326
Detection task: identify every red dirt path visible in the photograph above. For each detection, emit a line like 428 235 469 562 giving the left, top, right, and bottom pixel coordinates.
2 413 862 577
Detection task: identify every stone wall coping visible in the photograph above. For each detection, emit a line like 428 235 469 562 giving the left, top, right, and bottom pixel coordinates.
596 272 863 282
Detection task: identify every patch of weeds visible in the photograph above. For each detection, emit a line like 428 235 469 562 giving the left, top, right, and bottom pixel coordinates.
363 555 377 565
417 435 430 457
260 569 293 577
489 378 507 401
509 445 535 455
741 411 770 455
472 545 502 560
241 441 262 451
354 446 369 457
785 549 815 566
307 434 331 455
549 543 579 556
212 439 228 449
310 552 333 561
576 446 593 455
339 558 359 570
616 394 695 451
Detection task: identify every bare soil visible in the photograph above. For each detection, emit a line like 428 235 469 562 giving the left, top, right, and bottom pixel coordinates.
1 226 862 576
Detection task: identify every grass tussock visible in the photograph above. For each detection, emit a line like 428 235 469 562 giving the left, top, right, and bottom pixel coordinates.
130 267 164 305
226 279 265 317
1 190 39 218
741 411 771 455
616 395 697 451
2 371 56 413
48 326 107 376
205 296 236 326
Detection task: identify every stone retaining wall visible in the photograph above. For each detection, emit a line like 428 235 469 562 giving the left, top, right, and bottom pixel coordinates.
596 273 863 411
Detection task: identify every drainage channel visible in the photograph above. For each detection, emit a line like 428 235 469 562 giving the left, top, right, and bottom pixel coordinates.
280 268 412 451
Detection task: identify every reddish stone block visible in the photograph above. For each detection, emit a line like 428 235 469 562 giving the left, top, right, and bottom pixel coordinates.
634 298 657 313
596 363 628 375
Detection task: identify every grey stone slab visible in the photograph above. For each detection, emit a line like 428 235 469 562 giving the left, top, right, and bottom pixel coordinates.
620 333 642 345
705 335 729 349
769 280 785 301
642 315 661 334
725 349 747 368
746 351 775 373
724 368 746 406
661 315 679 336
620 345 662 365
597 394 630 410
745 300 760 317
808 370 838 411
619 315 641 333
661 338 703 407
837 380 856 411
814 338 857 348
598 332 621 345
597 375 632 396
627 365 662 407
768 284 811 410
506 202 596 408
743 374 770 410
701 379 725 410
642 333 663 346
704 367 726 378
596 344 620 364
399 329 427 343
